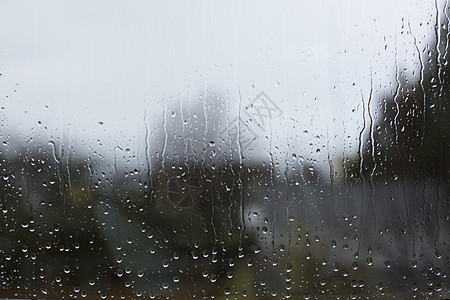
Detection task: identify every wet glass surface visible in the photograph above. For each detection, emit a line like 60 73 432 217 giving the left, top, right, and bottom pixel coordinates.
0 1 449 298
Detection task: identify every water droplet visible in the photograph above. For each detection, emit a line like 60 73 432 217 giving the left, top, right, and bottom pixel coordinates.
285 263 292 272
63 265 70 274
117 268 123 277
227 271 234 279
163 259 169 267
331 240 337 248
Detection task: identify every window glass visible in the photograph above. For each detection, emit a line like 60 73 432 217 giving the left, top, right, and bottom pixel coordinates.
0 1 448 298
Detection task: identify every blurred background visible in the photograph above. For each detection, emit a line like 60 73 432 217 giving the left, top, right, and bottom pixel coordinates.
0 0 449 298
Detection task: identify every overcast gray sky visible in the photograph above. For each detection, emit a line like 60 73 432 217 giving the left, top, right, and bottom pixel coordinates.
0 0 441 175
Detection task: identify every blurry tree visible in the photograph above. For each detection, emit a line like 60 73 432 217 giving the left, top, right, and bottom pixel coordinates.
346 27 449 182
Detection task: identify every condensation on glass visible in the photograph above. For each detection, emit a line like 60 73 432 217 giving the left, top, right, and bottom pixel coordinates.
0 1 449 299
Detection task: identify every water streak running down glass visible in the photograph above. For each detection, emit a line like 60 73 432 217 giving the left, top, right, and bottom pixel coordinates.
0 0 449 298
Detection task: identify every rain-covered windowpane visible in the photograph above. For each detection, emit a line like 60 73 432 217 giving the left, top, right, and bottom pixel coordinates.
0 1 449 298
